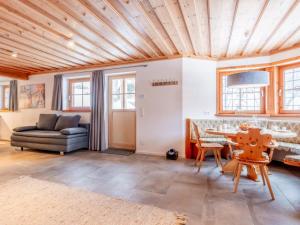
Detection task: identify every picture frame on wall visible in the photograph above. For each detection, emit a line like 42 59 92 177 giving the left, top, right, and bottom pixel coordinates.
19 83 45 109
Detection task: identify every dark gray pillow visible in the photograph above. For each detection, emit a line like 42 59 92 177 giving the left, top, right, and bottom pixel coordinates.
54 115 81 131
60 127 87 135
37 114 58 130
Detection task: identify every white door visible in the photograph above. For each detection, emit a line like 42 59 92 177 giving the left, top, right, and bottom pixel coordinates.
108 75 136 150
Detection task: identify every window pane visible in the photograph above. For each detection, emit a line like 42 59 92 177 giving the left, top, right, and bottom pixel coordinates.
82 82 90 94
125 78 135 93
4 87 9 109
72 82 82 94
112 94 122 109
82 95 90 107
124 94 135 109
112 79 123 94
73 95 82 107
222 76 262 112
283 68 300 110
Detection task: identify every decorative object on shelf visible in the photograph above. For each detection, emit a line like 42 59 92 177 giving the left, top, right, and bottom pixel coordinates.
20 83 45 109
151 79 178 86
227 71 269 88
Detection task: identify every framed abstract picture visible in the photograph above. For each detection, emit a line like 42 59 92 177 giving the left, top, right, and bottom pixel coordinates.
20 83 45 109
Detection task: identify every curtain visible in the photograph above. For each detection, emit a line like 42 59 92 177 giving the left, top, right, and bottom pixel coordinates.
9 80 18 112
51 74 63 111
89 70 106 151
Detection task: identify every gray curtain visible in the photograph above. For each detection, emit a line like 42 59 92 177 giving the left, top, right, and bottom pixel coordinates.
89 70 106 151
9 80 18 112
51 74 63 111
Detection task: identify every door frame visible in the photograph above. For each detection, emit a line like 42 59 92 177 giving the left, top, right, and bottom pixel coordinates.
108 74 136 150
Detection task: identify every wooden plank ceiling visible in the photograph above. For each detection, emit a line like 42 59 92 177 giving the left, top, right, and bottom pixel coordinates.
0 0 300 78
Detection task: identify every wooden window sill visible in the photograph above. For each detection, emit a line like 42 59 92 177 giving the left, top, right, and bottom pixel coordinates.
215 113 271 117
216 113 300 118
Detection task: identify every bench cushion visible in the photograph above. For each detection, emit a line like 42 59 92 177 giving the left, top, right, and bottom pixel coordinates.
277 142 300 155
284 155 300 162
200 137 227 144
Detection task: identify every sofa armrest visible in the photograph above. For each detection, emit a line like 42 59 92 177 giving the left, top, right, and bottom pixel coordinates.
13 126 37 132
60 127 88 135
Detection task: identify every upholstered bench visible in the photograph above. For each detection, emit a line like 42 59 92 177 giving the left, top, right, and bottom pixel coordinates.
186 118 300 162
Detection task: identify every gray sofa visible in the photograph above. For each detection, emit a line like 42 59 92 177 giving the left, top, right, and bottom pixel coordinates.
11 114 89 155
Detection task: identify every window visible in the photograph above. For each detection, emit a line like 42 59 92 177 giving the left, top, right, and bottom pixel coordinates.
0 85 9 111
218 72 266 114
68 78 91 110
279 64 300 113
111 77 135 110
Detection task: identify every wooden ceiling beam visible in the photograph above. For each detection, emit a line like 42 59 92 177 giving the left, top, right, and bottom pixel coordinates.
128 0 176 55
0 49 53 70
0 2 108 63
0 18 97 64
271 25 300 52
207 0 212 57
0 35 76 67
0 27 87 66
177 0 197 55
18 0 118 62
0 68 29 80
158 0 190 54
0 40 69 68
0 8 105 64
240 0 269 56
102 0 163 57
45 0 134 61
76 0 150 59
257 0 299 54
224 0 239 57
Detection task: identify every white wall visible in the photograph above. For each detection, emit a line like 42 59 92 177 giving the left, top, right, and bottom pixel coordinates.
0 74 90 140
217 47 300 68
0 58 185 157
182 58 217 119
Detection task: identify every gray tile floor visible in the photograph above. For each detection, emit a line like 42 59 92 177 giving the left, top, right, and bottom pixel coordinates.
0 142 299 225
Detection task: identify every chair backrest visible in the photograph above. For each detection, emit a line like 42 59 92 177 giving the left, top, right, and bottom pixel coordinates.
236 128 272 161
192 122 203 146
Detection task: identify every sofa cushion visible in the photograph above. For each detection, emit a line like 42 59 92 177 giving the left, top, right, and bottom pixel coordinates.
13 130 86 139
13 126 37 132
37 114 58 130
54 115 81 131
60 127 88 135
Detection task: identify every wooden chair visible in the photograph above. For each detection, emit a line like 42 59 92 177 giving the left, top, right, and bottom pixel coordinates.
284 155 300 167
233 128 276 200
192 122 223 172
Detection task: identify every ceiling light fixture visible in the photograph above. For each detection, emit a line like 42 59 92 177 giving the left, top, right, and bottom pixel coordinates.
227 71 270 88
67 40 75 49
11 52 18 58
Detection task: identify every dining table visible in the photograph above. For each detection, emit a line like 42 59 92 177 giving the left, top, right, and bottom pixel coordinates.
205 128 297 181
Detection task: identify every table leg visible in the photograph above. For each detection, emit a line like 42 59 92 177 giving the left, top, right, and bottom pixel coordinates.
246 165 259 182
222 159 238 173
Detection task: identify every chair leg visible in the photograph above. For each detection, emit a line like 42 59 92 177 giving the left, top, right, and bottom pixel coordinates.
213 150 219 167
197 150 205 173
194 149 202 166
233 163 243 193
259 165 265 186
217 150 223 168
232 163 239 181
262 165 275 200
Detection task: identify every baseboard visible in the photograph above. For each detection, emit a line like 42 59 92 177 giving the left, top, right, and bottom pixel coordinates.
135 149 185 159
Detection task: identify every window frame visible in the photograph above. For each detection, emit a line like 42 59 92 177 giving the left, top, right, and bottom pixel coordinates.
67 77 91 112
110 75 136 112
1 85 9 111
217 70 267 115
278 63 300 114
